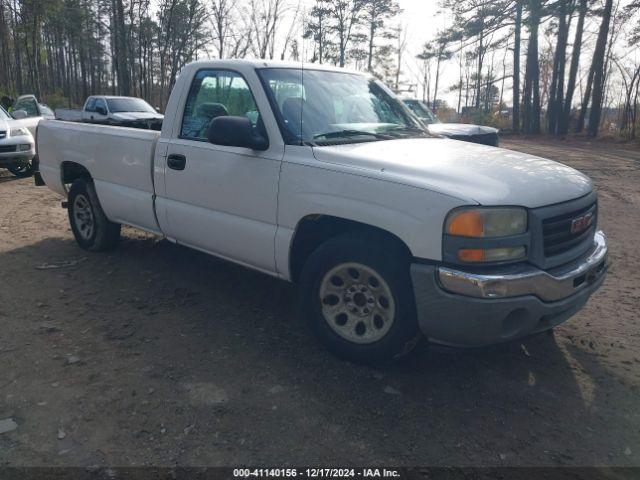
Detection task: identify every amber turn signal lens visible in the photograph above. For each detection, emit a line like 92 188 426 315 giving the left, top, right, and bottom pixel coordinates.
447 211 484 237
458 249 485 262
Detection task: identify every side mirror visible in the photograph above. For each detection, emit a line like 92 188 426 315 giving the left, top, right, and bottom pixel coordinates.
207 116 268 151
96 106 107 116
12 110 27 120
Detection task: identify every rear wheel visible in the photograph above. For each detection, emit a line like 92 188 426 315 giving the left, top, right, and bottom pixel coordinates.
7 161 33 178
68 179 121 251
299 234 422 364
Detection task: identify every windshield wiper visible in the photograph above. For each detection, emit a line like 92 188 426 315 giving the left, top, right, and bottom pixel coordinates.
313 129 392 140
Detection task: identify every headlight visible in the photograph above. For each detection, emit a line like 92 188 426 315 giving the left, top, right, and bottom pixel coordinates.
457 246 526 263
444 207 528 263
10 127 29 137
445 207 527 238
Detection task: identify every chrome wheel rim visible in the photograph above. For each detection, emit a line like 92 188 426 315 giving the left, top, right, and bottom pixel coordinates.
319 262 395 344
73 194 94 240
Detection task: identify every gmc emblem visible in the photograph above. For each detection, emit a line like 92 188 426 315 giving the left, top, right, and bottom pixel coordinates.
571 212 594 234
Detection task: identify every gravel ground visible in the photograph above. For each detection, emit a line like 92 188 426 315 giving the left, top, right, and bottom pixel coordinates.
0 137 638 467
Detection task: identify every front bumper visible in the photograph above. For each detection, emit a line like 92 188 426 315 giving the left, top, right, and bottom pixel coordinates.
0 148 35 167
411 231 608 347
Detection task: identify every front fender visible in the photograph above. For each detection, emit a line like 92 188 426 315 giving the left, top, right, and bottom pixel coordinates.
275 159 468 279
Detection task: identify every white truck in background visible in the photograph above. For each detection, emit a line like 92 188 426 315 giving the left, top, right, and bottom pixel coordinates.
56 95 163 130
36 60 608 363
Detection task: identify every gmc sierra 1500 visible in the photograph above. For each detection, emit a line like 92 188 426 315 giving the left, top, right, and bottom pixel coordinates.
36 60 608 363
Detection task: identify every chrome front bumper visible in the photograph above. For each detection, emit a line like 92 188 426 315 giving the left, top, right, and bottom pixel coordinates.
438 231 607 302
410 232 608 347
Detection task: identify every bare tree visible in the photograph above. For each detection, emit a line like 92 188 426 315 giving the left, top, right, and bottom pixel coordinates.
558 0 587 134
247 0 288 59
522 0 542 134
546 0 571 134
513 0 522 132
361 0 399 72
304 0 333 63
418 35 453 110
332 0 365 67
587 0 615 137
210 0 236 58
393 24 407 92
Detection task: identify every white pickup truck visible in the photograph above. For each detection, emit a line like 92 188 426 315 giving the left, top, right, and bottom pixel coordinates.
56 96 163 130
36 60 608 363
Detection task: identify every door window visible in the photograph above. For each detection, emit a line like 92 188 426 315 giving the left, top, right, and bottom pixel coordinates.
14 97 38 117
180 70 263 141
85 98 96 112
94 98 108 115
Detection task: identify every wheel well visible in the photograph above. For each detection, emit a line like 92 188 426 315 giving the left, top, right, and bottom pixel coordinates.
289 215 413 283
61 161 91 185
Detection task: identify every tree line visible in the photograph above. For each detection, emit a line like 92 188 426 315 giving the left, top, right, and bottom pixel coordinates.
424 0 639 138
0 0 638 139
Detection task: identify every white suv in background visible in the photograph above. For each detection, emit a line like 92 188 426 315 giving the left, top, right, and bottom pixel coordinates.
0 106 35 178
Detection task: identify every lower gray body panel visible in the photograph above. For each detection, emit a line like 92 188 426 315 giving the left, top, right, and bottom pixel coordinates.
410 263 606 347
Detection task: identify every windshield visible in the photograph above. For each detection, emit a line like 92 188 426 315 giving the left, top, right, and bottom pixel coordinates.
258 68 426 144
106 98 156 114
403 100 440 124
0 106 10 120
40 104 54 117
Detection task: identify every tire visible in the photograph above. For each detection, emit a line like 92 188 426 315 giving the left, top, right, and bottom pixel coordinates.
7 161 33 178
299 233 423 364
68 178 121 251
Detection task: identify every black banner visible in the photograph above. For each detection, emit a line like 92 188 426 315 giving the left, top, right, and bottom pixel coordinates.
0 467 638 480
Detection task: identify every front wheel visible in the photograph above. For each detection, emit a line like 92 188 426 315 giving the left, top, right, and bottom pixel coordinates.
68 179 121 251
7 161 33 178
299 234 422 364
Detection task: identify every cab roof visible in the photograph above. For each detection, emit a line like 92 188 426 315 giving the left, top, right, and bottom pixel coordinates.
183 58 367 77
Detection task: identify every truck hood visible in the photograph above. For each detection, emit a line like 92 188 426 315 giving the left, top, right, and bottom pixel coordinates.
111 112 164 122
311 138 593 208
428 123 499 136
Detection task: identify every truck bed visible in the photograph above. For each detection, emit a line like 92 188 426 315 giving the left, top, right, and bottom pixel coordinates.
37 120 161 234
54 108 84 122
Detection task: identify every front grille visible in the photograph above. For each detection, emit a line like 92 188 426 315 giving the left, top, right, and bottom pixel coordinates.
0 131 6 139
543 202 597 257
0 145 16 153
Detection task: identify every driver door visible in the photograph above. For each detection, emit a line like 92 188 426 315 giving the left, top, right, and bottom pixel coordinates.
157 69 282 274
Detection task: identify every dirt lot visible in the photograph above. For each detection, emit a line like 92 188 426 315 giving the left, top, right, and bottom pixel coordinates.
0 137 639 467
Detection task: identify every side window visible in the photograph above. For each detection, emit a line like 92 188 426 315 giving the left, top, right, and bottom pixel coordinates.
15 98 38 117
85 98 96 112
180 69 261 141
94 98 107 114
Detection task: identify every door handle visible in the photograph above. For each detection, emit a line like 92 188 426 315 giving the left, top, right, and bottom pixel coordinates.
167 154 187 171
